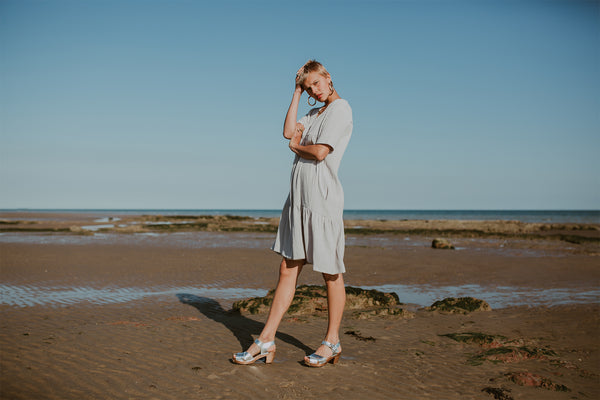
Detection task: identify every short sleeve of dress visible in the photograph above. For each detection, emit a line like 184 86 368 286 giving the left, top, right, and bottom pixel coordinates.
298 113 310 128
315 101 353 152
298 108 319 129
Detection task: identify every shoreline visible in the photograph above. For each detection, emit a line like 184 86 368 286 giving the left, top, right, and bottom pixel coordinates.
2 208 598 222
1 212 599 246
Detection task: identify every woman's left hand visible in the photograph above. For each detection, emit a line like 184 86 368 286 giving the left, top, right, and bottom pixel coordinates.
289 131 301 151
289 123 303 150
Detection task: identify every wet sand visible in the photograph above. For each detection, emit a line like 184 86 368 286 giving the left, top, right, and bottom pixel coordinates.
1 214 599 399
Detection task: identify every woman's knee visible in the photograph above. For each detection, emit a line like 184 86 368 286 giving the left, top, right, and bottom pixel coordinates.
279 258 304 279
323 273 344 285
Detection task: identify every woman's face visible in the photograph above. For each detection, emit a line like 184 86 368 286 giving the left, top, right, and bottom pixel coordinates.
303 71 331 103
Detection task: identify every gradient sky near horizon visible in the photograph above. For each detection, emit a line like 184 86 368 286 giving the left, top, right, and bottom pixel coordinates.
1 0 598 210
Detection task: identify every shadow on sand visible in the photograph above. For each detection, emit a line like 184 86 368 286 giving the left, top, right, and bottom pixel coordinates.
176 293 312 356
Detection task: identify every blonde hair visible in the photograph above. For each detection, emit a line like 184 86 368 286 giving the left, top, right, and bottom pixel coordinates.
296 60 330 89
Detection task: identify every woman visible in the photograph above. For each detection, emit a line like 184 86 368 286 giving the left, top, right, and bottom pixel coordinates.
232 60 353 367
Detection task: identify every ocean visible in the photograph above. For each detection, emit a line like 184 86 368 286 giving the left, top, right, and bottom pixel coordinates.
3 209 599 224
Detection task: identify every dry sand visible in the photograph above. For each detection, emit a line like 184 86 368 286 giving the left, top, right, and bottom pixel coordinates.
1 213 599 399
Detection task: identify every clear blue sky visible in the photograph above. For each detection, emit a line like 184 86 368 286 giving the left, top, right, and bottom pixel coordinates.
1 0 598 210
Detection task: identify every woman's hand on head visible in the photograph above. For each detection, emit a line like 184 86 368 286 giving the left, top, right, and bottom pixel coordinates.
295 66 305 93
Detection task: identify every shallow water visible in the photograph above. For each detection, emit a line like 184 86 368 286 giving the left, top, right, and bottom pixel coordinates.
80 224 115 231
0 231 275 249
94 217 121 223
363 284 600 309
1 283 597 309
0 232 568 258
0 284 269 308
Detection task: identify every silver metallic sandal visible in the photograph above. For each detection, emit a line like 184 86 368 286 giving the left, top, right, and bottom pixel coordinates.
304 340 341 367
232 339 276 365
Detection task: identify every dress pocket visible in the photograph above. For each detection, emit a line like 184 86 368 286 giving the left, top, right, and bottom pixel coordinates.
316 163 329 200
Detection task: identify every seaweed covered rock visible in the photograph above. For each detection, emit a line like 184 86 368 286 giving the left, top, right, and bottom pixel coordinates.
231 293 274 315
352 307 415 320
481 387 513 400
504 372 570 392
232 285 410 318
470 346 556 365
344 286 400 308
440 332 508 347
439 331 558 366
426 297 491 314
440 332 527 349
432 238 455 249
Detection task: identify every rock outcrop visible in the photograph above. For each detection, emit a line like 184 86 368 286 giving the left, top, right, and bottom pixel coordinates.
432 238 455 249
232 285 413 319
426 297 491 314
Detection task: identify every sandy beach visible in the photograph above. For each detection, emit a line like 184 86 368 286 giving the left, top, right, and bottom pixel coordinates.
1 212 599 399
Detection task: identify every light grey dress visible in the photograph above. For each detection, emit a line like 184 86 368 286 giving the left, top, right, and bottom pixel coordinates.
272 99 353 274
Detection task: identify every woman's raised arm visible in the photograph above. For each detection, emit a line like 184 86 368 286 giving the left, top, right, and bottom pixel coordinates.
283 86 303 139
283 67 307 139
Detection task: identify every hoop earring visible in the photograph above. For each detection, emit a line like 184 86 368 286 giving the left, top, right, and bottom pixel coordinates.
329 81 334 95
308 96 317 106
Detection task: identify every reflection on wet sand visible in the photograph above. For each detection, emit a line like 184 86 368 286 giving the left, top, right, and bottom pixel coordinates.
2 282 597 309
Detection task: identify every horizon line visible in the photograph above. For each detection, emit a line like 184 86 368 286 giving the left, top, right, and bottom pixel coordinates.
1 208 598 212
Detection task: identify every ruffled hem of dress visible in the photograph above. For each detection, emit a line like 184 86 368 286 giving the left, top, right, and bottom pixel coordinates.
272 203 346 275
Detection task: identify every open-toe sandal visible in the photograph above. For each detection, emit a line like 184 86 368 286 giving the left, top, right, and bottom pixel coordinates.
304 340 341 367
232 339 276 365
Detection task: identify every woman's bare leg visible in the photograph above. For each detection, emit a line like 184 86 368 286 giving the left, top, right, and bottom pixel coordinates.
244 257 304 355
304 272 346 361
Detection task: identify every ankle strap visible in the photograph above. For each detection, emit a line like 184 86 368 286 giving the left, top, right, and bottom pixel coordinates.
255 338 275 351
321 340 340 353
